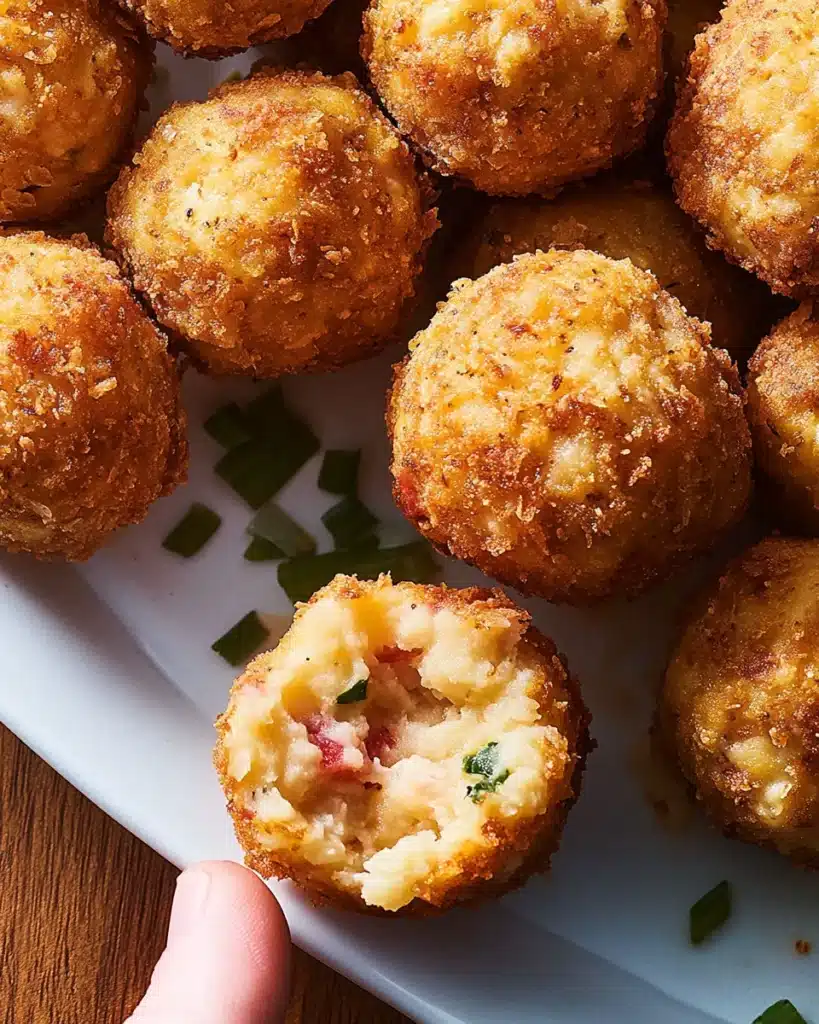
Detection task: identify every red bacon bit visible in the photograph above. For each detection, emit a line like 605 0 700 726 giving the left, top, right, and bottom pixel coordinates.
365 726 395 763
304 714 348 773
375 646 420 664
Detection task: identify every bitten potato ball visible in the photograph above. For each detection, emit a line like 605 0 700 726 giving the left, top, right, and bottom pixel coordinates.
0 0 151 223
0 232 187 560
747 305 819 533
362 0 665 196
455 178 777 362
390 250 751 604
661 537 819 865
106 70 437 378
668 0 819 297
214 576 590 913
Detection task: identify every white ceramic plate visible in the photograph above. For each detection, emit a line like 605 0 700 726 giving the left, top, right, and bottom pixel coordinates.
2 36 819 1024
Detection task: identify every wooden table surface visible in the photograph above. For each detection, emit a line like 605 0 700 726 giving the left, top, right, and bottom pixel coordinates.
0 724 408 1024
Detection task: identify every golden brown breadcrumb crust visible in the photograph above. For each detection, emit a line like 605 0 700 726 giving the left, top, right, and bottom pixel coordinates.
660 537 819 866
116 0 332 56
362 0 666 195
668 0 819 297
106 68 438 378
747 305 819 534
0 231 187 561
453 176 781 362
214 578 591 915
389 250 752 605
0 0 152 224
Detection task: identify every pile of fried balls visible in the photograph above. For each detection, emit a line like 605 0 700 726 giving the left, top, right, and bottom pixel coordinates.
4 0 819 913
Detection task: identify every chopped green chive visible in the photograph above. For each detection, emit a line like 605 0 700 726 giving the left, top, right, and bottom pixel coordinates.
243 536 284 562
753 1000 807 1024
337 679 368 704
277 541 439 605
211 611 269 666
242 386 289 433
463 741 510 802
322 496 378 549
467 772 510 803
162 503 221 557
689 880 732 945
248 503 315 557
463 742 501 778
318 449 361 495
215 432 318 509
222 70 242 83
204 402 251 450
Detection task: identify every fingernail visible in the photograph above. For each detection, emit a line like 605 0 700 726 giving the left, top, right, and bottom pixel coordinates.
168 868 211 941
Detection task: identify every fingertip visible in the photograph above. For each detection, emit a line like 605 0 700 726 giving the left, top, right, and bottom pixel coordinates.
129 860 291 1024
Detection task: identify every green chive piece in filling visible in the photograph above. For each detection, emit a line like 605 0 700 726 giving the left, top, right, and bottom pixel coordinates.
337 679 368 705
463 741 510 803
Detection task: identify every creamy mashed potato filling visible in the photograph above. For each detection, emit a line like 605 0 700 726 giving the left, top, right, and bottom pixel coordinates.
217 577 582 911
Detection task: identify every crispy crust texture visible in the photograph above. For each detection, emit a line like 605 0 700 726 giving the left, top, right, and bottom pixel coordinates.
389 249 751 605
214 577 591 915
660 537 819 865
452 176 780 363
106 69 438 378
362 0 665 196
0 231 187 561
0 0 153 223
747 304 819 534
116 0 333 56
667 0 819 297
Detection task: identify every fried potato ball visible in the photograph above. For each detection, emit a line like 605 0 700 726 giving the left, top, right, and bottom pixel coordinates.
214 576 590 913
0 0 151 224
0 232 187 561
455 177 778 362
117 0 331 55
668 0 819 297
362 0 665 196
389 250 751 604
661 537 819 865
106 69 437 379
747 305 819 534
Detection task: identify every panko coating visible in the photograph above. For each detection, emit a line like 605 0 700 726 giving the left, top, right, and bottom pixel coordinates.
106 69 437 378
214 576 590 913
362 0 666 196
0 0 151 224
389 250 751 604
747 304 819 533
0 232 187 560
661 537 819 865
117 0 332 55
455 177 778 362
668 0 819 297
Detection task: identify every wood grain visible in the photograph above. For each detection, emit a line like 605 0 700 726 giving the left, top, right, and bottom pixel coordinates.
0 725 407 1024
